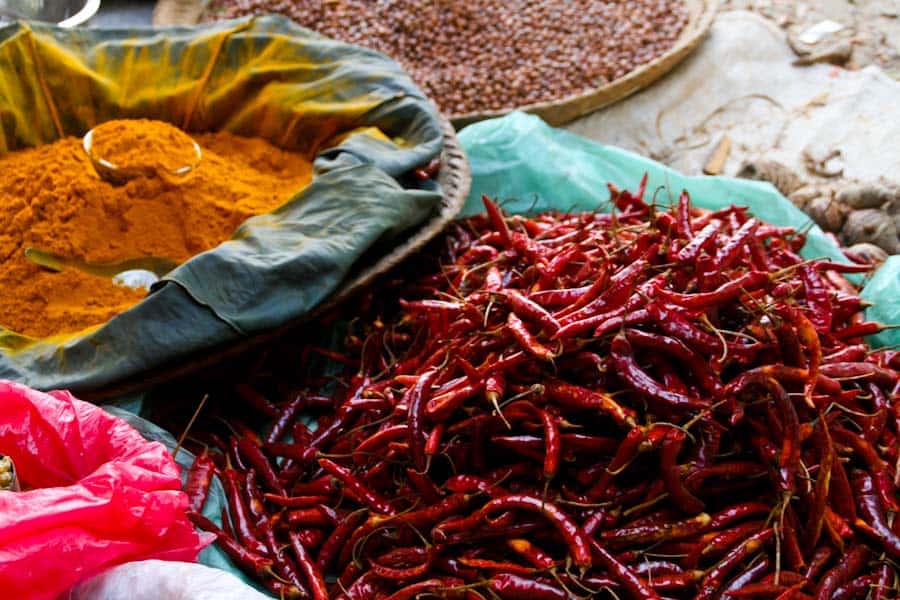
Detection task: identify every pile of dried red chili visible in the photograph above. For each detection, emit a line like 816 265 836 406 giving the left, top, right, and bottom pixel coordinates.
183 177 900 599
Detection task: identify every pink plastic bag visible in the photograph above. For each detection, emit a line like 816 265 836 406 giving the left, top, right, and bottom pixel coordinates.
0 381 211 600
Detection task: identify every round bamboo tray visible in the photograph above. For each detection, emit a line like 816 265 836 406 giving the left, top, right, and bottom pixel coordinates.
451 0 718 127
155 0 717 128
82 116 470 401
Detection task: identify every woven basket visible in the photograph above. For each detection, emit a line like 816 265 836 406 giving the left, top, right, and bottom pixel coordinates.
83 116 470 401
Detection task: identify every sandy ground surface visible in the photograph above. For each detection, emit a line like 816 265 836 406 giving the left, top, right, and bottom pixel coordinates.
722 0 900 79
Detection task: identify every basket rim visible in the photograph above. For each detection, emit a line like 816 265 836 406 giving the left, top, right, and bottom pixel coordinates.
82 116 470 401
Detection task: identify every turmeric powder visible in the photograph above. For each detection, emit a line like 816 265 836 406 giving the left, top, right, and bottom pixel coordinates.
0 119 313 339
89 119 200 173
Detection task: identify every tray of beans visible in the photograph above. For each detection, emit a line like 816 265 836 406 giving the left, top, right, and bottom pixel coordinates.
162 176 900 599
153 0 718 127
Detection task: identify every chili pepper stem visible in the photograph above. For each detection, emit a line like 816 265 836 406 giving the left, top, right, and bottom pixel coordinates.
173 393 209 460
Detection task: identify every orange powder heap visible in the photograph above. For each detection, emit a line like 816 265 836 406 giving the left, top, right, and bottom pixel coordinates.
0 119 313 339
90 119 200 172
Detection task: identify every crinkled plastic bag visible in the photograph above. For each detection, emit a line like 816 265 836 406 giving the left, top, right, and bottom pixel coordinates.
458 112 899 347
102 405 250 589
0 381 210 600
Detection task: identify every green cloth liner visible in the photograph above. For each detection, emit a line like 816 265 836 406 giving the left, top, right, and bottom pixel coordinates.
0 15 444 392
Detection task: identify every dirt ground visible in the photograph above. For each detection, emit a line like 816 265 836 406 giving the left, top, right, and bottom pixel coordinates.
722 0 900 79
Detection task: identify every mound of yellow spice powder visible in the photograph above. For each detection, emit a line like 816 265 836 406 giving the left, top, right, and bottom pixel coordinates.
90 119 200 172
0 121 313 339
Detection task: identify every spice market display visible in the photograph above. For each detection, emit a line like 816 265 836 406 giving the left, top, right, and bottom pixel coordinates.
178 183 900 599
202 0 689 116
0 2 898 599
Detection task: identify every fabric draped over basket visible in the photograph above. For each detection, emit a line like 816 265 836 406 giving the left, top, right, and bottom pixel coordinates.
0 15 445 392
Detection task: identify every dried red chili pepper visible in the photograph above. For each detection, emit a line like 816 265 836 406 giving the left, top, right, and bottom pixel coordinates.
696 528 774 600
611 333 707 411
624 328 723 395
833 429 898 512
318 458 395 515
234 383 279 418
490 573 568 600
188 511 275 578
288 530 328 600
815 544 869 600
482 195 512 247
426 381 485 420
507 313 556 361
185 453 215 513
285 505 339 528
266 392 305 444
833 321 896 340
334 568 376 600
720 556 770 597
675 190 693 237
533 409 560 481
677 221 719 263
221 468 268 556
713 218 759 270
544 379 635 427
851 471 900 560
475 494 591 569
590 539 662 600
659 429 705 514
506 289 561 333
237 437 286 496
686 520 764 568
658 271 769 309
315 508 366 573
561 253 652 323
383 577 464 600
405 368 439 472
506 538 556 569
870 563 895 600
265 494 333 508
370 545 435 581
261 521 304 589
601 512 711 546
457 556 535 575
244 469 269 528
799 265 833 330
353 424 409 465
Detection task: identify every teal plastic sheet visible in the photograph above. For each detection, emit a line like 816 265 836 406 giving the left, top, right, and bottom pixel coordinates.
861 256 900 348
0 16 444 392
458 112 899 347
